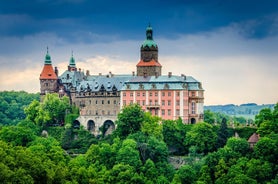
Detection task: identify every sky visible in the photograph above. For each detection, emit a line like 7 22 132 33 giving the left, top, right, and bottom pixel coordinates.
0 0 277 105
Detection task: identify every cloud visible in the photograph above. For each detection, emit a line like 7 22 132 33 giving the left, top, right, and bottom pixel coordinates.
0 21 278 105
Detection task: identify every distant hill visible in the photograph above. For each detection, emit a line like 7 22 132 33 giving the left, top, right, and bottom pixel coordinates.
204 103 275 119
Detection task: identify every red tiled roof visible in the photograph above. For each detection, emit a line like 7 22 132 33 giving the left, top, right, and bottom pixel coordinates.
40 65 57 79
248 133 260 143
136 59 162 67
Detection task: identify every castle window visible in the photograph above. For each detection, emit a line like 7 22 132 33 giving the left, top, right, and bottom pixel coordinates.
192 102 196 114
155 109 158 115
168 100 171 106
162 92 165 96
176 100 180 106
96 111 98 115
137 92 140 96
130 101 133 104
108 100 110 104
162 100 165 106
130 92 133 97
162 109 165 115
168 109 171 115
176 109 180 116
123 92 126 96
142 92 145 96
150 92 152 97
123 100 126 105
155 92 158 96
102 100 104 104
102 110 105 115
67 74 69 79
114 100 117 104
168 92 171 96
176 92 180 96
142 101 145 105
45 83 48 87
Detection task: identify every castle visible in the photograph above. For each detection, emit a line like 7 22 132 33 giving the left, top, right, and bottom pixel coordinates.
39 26 204 135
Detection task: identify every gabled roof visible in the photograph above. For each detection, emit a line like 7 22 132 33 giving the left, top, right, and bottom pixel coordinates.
136 59 162 67
40 65 57 80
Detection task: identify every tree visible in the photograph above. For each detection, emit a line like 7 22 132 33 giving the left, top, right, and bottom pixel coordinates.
24 93 70 127
172 165 197 184
204 110 216 124
216 118 229 148
141 112 163 140
225 137 249 156
255 108 273 127
185 122 217 154
116 139 142 169
254 136 278 164
115 104 145 139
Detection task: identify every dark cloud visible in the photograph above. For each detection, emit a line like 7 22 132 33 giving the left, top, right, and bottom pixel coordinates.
1 0 278 41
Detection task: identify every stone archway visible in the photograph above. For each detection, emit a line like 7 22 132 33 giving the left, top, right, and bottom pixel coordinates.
87 120 95 133
103 120 115 136
190 118 196 124
73 120 80 129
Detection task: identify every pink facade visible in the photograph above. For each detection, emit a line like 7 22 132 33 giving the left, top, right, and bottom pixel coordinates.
121 87 203 124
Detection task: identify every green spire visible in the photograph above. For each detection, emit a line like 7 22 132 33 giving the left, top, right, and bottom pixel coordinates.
142 24 157 48
69 51 76 67
44 46 52 65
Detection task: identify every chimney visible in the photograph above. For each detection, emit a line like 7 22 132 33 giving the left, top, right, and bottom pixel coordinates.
86 70 90 76
132 71 135 76
168 72 172 78
67 65 70 71
109 71 112 78
54 66 59 76
99 73 102 76
79 68 81 72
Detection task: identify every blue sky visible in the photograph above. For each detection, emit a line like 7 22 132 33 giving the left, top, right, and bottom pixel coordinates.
0 0 277 105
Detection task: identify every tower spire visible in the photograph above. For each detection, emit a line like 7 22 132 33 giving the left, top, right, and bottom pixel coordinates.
44 46 52 65
69 50 76 71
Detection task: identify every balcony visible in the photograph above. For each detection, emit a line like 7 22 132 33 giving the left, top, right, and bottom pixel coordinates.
146 103 160 109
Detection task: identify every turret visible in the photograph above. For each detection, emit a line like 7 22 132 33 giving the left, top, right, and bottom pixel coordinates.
137 25 162 76
68 51 76 71
39 47 58 95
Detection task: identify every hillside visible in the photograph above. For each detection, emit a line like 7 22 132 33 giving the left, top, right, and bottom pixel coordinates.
204 103 275 119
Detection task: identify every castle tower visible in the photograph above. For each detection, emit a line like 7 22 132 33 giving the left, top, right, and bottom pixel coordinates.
68 51 76 71
39 47 58 95
136 25 162 76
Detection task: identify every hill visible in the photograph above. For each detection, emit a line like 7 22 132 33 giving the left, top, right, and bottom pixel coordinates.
204 103 275 119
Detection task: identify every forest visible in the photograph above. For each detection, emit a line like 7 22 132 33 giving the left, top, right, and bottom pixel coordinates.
0 91 277 183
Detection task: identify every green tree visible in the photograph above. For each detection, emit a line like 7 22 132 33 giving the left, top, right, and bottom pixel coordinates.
216 118 229 148
255 108 273 127
115 104 145 139
254 136 278 164
25 93 70 127
172 165 197 184
225 137 249 156
116 139 142 169
185 122 217 154
141 112 163 140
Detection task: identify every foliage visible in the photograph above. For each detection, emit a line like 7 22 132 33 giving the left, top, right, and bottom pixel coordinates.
185 122 217 154
25 93 71 127
162 119 192 155
141 112 163 140
115 104 145 139
0 91 39 125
